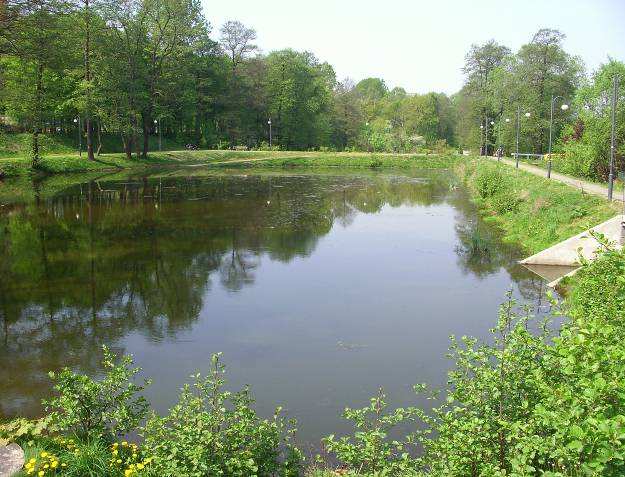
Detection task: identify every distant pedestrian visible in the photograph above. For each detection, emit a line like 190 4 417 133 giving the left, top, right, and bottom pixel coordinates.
496 146 503 161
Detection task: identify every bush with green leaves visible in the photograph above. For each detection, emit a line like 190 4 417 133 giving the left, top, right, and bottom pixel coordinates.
141 353 302 477
322 388 421 475
474 165 509 199
45 346 151 439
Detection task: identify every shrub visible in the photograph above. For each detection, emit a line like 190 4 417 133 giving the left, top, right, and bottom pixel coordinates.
474 166 508 199
559 140 602 180
489 189 522 214
142 353 302 477
45 346 150 439
322 388 421 475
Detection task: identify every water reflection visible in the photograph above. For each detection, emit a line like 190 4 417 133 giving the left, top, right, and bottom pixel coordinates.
0 169 547 442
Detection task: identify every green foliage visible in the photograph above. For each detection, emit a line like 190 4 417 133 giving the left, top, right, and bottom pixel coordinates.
0 416 56 447
322 388 421 475
558 60 625 180
142 353 302 477
475 165 508 198
51 438 114 477
45 346 150 439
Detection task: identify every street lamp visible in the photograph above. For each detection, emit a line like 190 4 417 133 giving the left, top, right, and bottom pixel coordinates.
608 75 620 201
548 95 569 178
73 117 82 157
480 123 484 156
515 107 531 168
267 118 272 148
497 118 511 160
154 118 161 151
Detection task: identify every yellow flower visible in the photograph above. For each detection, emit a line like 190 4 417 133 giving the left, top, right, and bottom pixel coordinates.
113 442 119 448
61 463 67 467
43 464 49 469
51 461 58 468
122 441 128 446
112 449 119 455
136 463 144 470
124 470 132 476
38 472 44 477
29 458 36 464
132 453 138 459
26 470 34 475
40 452 48 458
116 459 122 463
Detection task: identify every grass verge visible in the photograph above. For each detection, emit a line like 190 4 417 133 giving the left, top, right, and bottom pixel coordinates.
458 157 619 254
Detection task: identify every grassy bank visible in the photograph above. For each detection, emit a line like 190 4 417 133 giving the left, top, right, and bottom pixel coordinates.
0 132 190 157
0 150 214 177
0 150 458 178
210 153 459 169
458 157 619 253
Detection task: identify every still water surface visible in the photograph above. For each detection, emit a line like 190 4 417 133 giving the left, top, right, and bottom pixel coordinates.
0 169 549 446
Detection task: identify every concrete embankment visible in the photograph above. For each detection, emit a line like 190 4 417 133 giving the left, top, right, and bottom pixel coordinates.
520 215 624 285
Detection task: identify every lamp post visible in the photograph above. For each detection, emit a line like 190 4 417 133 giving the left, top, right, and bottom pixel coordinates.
608 75 619 201
497 118 510 161
73 117 82 157
154 118 161 151
480 123 484 156
515 107 531 168
267 118 272 148
548 95 569 178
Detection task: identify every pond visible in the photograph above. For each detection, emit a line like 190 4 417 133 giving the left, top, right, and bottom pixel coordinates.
0 168 550 448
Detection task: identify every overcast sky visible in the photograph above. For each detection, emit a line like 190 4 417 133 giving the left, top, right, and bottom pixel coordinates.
201 0 625 95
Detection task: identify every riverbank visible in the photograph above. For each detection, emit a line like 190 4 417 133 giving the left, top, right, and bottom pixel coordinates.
0 150 458 178
456 158 619 254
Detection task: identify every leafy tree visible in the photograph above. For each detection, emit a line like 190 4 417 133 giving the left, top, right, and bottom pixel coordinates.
560 60 625 179
219 20 257 72
0 0 71 166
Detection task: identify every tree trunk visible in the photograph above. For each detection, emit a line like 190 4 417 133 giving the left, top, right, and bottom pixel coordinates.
96 121 102 156
31 63 44 169
142 113 149 158
122 133 132 160
84 0 95 161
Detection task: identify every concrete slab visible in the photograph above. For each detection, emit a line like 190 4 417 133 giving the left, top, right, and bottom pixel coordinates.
521 215 624 267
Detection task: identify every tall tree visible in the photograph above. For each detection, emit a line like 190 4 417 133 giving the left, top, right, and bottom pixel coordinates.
512 29 583 153
1 0 69 166
219 20 257 72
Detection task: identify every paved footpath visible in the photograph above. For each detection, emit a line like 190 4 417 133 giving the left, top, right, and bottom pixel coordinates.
485 156 624 202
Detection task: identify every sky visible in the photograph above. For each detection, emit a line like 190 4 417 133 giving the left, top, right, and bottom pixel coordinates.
201 0 625 95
